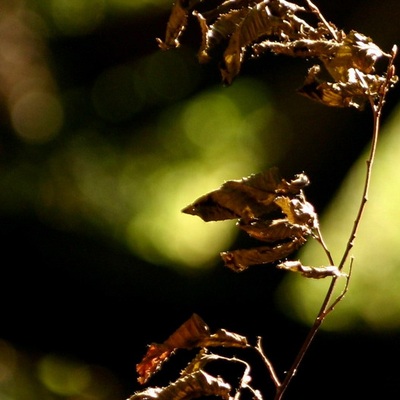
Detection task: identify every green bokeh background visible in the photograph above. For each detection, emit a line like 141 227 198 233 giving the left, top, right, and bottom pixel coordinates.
0 0 399 399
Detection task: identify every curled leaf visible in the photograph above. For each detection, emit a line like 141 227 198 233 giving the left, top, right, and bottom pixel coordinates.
220 0 312 83
136 313 208 384
182 168 308 222
221 236 306 272
238 219 308 243
158 0 397 107
130 370 232 400
183 168 315 271
274 196 317 228
156 0 207 50
276 260 348 278
298 64 397 108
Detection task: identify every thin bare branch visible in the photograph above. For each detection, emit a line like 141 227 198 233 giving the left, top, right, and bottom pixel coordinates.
274 45 398 400
254 336 282 388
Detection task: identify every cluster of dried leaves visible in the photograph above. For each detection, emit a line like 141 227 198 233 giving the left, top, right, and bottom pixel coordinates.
133 313 251 400
129 1 398 399
182 167 344 277
130 170 347 400
157 0 397 108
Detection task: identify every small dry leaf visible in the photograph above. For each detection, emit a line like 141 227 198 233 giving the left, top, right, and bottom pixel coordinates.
276 260 347 278
182 168 308 222
156 0 203 50
221 236 307 272
238 219 307 243
130 370 232 400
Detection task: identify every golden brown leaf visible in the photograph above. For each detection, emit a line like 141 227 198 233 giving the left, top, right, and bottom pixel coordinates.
274 196 317 228
298 64 396 108
322 30 387 81
156 0 203 50
130 370 233 400
182 168 308 222
238 219 307 243
194 8 250 64
221 236 307 272
221 0 311 83
207 328 249 348
276 260 348 278
136 313 209 384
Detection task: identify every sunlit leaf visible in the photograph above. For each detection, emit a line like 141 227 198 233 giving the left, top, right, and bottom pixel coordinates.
182 168 309 222
131 370 232 400
220 0 310 83
276 260 347 279
298 64 396 109
194 8 250 64
221 236 306 272
156 0 203 50
274 196 317 227
322 30 387 81
238 219 307 243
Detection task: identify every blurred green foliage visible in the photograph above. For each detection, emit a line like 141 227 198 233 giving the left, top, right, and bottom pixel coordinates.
0 0 282 271
0 1 399 399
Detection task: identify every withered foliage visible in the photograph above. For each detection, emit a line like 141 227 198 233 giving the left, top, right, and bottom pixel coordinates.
132 169 347 399
130 1 398 399
276 260 347 278
182 167 317 272
131 370 232 400
132 314 252 400
157 0 397 108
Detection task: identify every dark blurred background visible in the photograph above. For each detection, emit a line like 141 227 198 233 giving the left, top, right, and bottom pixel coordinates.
0 0 399 399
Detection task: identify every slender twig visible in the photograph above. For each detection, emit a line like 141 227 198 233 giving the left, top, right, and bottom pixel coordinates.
325 257 353 315
337 45 397 271
254 336 282 388
306 0 338 41
274 46 397 400
312 225 335 266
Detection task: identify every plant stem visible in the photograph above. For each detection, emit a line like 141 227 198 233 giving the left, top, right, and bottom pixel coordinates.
274 47 397 400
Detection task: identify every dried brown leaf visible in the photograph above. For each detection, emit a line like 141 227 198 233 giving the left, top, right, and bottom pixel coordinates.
156 0 203 50
274 196 317 228
322 30 388 81
194 8 250 63
183 168 313 271
221 0 311 83
221 236 307 272
136 343 173 385
238 218 307 242
252 38 339 60
182 168 308 222
208 328 249 348
298 64 396 108
130 370 233 400
276 260 348 278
